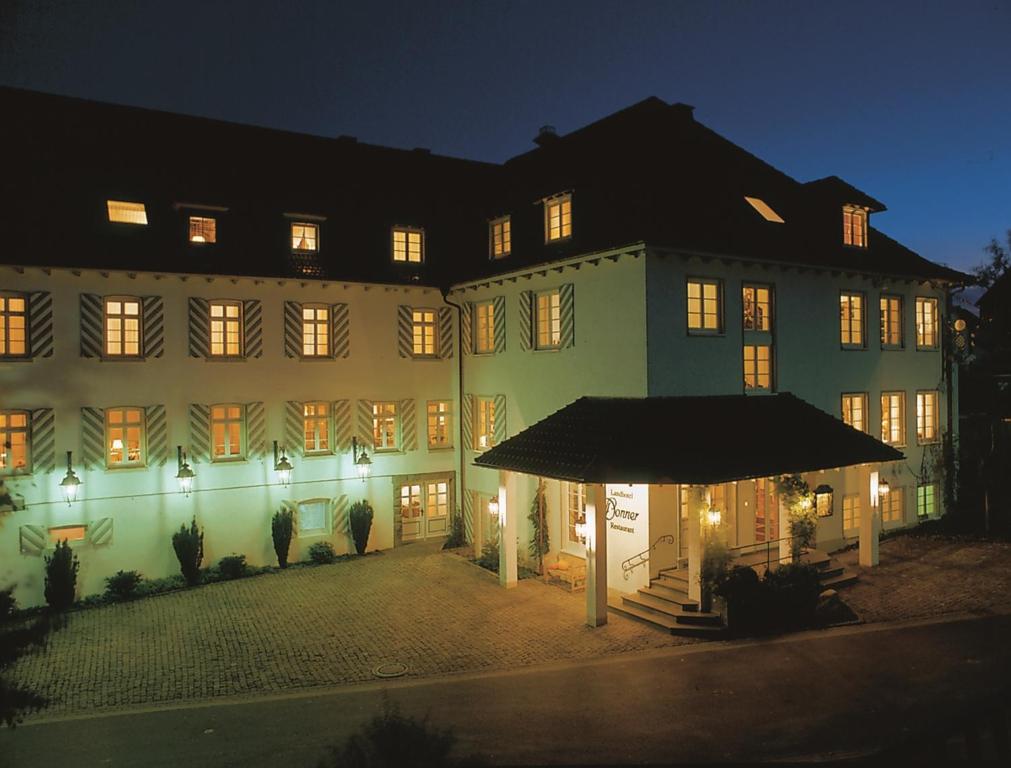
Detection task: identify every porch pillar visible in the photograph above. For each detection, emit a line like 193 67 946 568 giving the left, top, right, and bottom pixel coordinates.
472 490 483 559
585 482 608 627
778 495 792 565
686 485 705 603
497 470 518 587
861 469 881 567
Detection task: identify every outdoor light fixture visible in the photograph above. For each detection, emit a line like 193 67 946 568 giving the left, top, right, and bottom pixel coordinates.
878 479 890 497
175 446 195 496
59 450 81 506
706 508 722 527
351 436 372 481
954 318 967 332
487 496 500 516
273 440 293 487
574 512 587 543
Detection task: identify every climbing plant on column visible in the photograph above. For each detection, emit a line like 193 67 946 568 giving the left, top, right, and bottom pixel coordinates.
527 478 550 574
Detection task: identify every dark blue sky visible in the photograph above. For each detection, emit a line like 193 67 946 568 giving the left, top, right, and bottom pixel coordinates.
2 0 1008 272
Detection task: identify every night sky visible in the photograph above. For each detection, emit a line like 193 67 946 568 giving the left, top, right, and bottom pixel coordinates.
2 0 1008 274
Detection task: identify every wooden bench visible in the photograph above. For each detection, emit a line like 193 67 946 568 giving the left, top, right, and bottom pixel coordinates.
544 552 586 593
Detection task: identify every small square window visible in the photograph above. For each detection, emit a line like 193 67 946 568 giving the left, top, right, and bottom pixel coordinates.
393 228 424 263
291 223 319 252
687 279 722 333
107 200 148 225
189 216 217 243
297 499 328 535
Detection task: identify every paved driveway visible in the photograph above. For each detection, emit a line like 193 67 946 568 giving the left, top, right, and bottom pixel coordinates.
10 540 691 717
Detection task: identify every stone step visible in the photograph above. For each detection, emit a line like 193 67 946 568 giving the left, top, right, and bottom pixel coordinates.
821 570 859 590
816 564 845 580
657 569 689 588
622 592 723 626
640 584 699 611
608 600 726 638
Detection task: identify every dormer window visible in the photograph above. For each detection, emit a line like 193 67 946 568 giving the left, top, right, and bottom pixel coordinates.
744 196 785 223
393 228 424 263
291 222 319 253
544 194 572 242
107 200 148 225
189 216 217 244
490 216 511 259
843 205 868 248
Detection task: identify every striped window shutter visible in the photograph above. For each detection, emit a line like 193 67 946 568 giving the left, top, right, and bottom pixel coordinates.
243 300 263 358
461 394 474 451
283 300 302 358
333 399 353 452
461 302 473 356
559 283 575 348
493 394 507 446
188 298 210 358
245 402 266 458
519 291 534 351
19 525 47 556
88 517 114 547
400 399 417 451
81 407 105 469
189 404 211 463
332 494 350 534
357 399 374 449
493 295 506 353
142 296 164 358
331 303 350 358
285 400 304 458
396 305 413 358
438 307 454 359
145 405 169 466
30 408 55 473
80 293 104 358
462 488 474 543
28 291 53 358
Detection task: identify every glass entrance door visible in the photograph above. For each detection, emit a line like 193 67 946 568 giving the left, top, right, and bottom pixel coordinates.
400 478 450 541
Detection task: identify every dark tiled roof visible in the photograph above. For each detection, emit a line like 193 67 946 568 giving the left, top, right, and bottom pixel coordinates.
474 394 903 484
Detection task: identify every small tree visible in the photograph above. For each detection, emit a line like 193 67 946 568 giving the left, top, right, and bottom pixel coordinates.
172 518 204 586
775 474 816 558
44 540 79 611
349 500 374 555
272 508 294 568
972 229 1011 288
527 478 550 574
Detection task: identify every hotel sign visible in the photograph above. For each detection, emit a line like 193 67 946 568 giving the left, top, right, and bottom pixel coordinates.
606 489 640 534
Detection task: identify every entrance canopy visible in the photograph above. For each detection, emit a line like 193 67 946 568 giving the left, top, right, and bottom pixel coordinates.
474 393 903 484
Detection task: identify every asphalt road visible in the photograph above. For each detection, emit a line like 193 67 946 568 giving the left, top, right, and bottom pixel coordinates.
2 612 1009 766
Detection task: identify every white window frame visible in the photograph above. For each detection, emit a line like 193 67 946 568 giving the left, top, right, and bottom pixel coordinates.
489 216 511 259
209 300 243 358
392 227 424 263
916 390 940 445
840 292 865 348
742 284 772 332
106 406 145 468
842 494 861 532
544 194 572 242
0 410 30 473
563 481 586 555
474 396 495 451
302 304 330 357
211 404 245 462
880 295 903 348
291 222 319 253
297 498 330 536
412 308 438 357
0 293 28 358
841 393 868 433
303 402 331 455
916 483 938 519
881 486 904 524
880 391 906 447
104 296 142 358
427 400 452 450
372 401 399 452
535 290 561 350
743 344 772 391
843 205 868 248
474 300 495 354
915 297 939 349
687 278 723 334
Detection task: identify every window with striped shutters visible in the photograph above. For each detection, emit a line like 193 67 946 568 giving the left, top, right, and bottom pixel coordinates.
518 291 534 351
29 408 55 473
188 298 210 358
28 291 53 358
333 399 353 452
493 295 506 353
80 294 104 358
400 399 417 451
331 303 350 358
141 296 164 358
188 404 211 463
461 301 473 356
80 406 105 469
438 307 454 358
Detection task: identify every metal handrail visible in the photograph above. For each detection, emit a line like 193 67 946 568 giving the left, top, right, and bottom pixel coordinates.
621 534 675 578
728 535 800 572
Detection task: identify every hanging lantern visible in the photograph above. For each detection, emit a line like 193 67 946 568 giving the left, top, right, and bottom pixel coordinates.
175 446 195 496
273 440 293 487
59 451 82 505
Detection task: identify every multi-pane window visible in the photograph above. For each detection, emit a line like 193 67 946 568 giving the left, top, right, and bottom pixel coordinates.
880 295 903 347
400 483 422 521
742 285 771 331
211 404 244 460
743 345 772 390
544 195 572 242
840 292 864 347
107 200 147 225
882 487 904 524
687 279 722 333
916 483 938 519
427 400 452 449
490 216 511 258
843 205 867 247
881 391 906 446
535 290 561 349
0 294 27 357
188 216 217 243
104 298 141 357
372 402 398 451
842 494 861 531
427 481 449 519
916 390 939 444
841 393 868 432
106 407 144 467
0 411 29 472
915 297 939 349
412 309 437 356
474 300 495 354
302 305 329 357
303 402 330 454
298 499 327 534
816 491 833 518
566 482 586 548
291 222 318 252
209 301 242 357
393 228 424 263
475 396 495 450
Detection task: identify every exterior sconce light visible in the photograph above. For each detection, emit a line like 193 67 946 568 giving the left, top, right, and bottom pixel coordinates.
877 478 890 498
488 497 500 516
59 450 82 506
574 512 587 543
706 508 722 527
351 436 372 481
953 318 967 332
175 446 195 496
273 440 293 487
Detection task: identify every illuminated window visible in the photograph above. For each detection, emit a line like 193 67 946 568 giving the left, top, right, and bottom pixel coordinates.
49 525 87 544
840 292 864 347
882 487 904 524
0 411 30 472
104 297 142 357
372 402 398 451
291 222 319 252
842 494 861 531
427 400 452 449
544 195 572 242
106 407 144 467
412 309 437 356
209 301 242 357
915 297 939 349
474 300 495 354
427 481 449 520
535 290 561 349
816 492 833 518
107 200 148 225
742 285 772 331
843 205 868 247
744 196 785 223
188 216 217 243
393 228 424 263
880 295 903 347
841 393 868 432
400 483 422 522
490 216 511 258
0 294 28 357
687 279 722 333
298 499 328 534
916 483 938 519
302 305 329 357
474 397 495 450
211 404 244 460
880 391 906 447
916 390 939 444
303 402 331 454
566 482 586 548
743 345 772 390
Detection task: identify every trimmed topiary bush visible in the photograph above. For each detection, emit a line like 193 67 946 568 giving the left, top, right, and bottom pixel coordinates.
475 540 499 572
172 518 204 586
309 541 337 564
217 554 248 580
104 570 143 601
44 540 80 611
272 508 294 568
349 500 374 555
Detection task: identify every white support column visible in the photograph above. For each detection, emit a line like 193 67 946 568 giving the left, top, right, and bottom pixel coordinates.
861 469 881 567
585 482 608 627
472 490 484 559
686 485 705 603
778 496 792 565
498 470 518 588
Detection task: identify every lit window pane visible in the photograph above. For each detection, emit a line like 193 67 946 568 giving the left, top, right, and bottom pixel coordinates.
107 200 148 225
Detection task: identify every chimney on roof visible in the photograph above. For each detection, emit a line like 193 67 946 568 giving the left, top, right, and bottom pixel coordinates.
670 103 695 121
533 125 559 147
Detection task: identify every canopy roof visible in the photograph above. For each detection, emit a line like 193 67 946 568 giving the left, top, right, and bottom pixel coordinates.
474 394 904 484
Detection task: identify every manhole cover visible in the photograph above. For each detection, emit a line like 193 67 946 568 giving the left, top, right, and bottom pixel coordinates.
372 662 408 679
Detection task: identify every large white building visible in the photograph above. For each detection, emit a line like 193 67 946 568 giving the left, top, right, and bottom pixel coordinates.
0 89 965 621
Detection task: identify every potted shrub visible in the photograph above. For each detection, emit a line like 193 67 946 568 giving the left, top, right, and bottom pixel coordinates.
272 508 294 568
172 518 204 586
44 539 80 611
349 500 374 555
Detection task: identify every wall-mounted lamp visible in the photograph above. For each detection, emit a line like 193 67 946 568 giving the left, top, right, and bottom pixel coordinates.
175 446 195 496
574 512 587 543
487 496 500 516
706 508 722 527
59 450 81 506
273 440 293 487
878 478 890 497
351 436 372 481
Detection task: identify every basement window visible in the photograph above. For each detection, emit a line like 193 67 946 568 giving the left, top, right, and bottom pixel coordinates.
107 200 148 225
744 196 785 224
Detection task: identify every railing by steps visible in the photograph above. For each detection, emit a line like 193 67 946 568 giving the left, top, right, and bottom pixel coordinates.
727 535 797 572
621 534 675 579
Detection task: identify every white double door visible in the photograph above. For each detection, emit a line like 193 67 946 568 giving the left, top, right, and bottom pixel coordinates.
400 478 450 541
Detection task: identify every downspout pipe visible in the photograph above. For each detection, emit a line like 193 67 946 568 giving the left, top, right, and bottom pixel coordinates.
441 287 467 532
